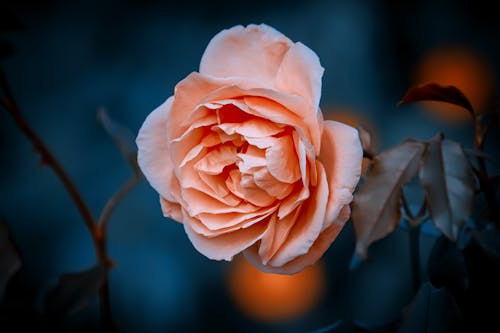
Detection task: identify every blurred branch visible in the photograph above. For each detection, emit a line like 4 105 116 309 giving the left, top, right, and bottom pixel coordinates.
97 169 142 236
0 68 97 237
401 190 422 293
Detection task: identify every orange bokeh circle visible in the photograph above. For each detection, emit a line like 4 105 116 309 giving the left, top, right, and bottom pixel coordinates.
413 46 495 123
227 255 326 323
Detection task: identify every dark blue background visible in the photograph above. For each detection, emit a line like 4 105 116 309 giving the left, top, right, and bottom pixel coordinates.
1 0 499 332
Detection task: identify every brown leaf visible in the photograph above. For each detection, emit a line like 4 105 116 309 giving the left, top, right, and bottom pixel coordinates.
419 137 474 241
399 83 474 116
0 218 21 301
352 141 426 259
357 125 375 157
44 263 107 316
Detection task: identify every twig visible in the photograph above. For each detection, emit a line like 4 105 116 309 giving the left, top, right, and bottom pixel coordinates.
97 170 141 236
0 69 97 238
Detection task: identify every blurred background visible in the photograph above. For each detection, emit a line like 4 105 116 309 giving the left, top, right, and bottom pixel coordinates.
1 0 499 332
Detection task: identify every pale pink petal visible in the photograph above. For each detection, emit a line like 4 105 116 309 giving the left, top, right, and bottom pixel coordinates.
268 162 329 266
265 135 301 183
198 204 278 231
199 24 292 86
137 97 179 203
160 196 182 222
276 42 324 112
218 118 284 138
253 166 294 199
184 212 269 261
275 42 324 150
181 188 257 216
244 205 349 274
195 144 238 175
319 120 362 228
277 184 309 218
240 174 277 207
258 207 301 264
245 136 277 149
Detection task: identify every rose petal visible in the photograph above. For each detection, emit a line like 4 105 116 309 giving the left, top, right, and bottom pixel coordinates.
217 118 284 138
184 212 269 261
137 97 180 203
268 162 329 266
195 144 238 175
240 173 277 207
275 42 324 151
253 166 294 199
181 187 257 216
265 135 301 183
258 207 301 264
199 24 292 87
244 205 349 274
198 204 278 231
319 120 362 228
160 196 183 222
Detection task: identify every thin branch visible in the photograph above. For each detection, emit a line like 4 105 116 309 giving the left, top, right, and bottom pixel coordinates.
0 69 97 236
97 173 142 236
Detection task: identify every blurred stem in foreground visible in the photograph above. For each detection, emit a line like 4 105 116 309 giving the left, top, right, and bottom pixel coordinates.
401 191 427 293
0 68 139 331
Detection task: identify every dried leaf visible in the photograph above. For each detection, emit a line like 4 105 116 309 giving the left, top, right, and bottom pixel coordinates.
399 83 474 116
97 108 139 173
352 141 426 259
427 236 468 291
0 219 21 301
419 138 474 241
44 264 106 316
357 125 375 157
397 283 461 333
473 228 500 260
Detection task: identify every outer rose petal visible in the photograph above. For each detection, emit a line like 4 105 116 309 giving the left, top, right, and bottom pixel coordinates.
319 120 363 229
136 96 180 205
184 212 268 261
200 24 292 86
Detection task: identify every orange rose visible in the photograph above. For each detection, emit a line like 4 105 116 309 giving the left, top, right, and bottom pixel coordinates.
137 24 362 274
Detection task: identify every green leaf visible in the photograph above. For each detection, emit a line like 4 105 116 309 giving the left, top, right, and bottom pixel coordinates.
419 137 475 241
97 108 139 174
0 218 21 301
397 283 461 333
44 264 107 316
399 83 474 116
352 141 426 259
427 236 468 291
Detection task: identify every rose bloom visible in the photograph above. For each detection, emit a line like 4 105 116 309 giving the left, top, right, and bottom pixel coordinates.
137 24 362 274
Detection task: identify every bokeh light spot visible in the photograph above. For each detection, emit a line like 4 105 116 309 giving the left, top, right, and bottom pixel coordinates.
413 46 495 124
227 255 326 323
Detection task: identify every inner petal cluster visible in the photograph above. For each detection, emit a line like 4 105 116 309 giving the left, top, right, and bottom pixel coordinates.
172 99 315 259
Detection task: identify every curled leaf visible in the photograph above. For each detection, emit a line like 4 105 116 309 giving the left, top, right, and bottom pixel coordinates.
0 218 21 301
352 141 426 259
399 83 474 116
44 264 107 317
97 108 139 173
419 137 475 241
357 125 375 157
397 283 461 333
